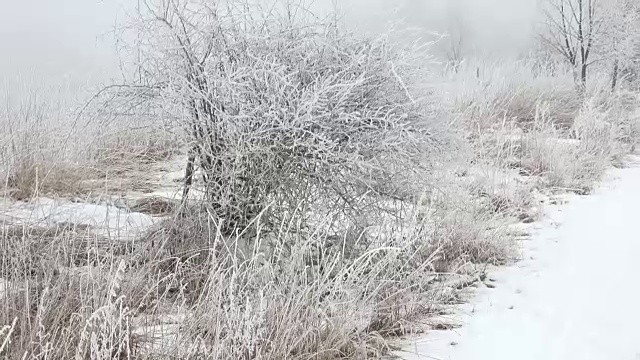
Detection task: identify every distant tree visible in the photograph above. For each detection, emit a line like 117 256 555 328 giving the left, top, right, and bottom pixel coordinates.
445 31 465 74
442 0 468 74
541 0 640 91
540 0 599 90
603 0 640 91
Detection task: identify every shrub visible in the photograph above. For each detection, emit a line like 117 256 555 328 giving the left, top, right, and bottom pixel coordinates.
129 1 445 234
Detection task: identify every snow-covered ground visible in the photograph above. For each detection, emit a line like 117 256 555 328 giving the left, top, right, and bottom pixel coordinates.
0 197 156 240
0 156 187 241
395 155 640 360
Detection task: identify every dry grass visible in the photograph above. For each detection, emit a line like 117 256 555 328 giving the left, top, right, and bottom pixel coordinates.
0 114 180 201
0 223 141 359
445 60 639 195
444 60 581 131
129 197 179 216
0 195 511 359
494 93 638 193
0 78 181 201
92 128 181 175
3 161 94 201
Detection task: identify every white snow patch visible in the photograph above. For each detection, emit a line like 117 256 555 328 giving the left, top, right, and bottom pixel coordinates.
394 155 640 360
0 197 156 240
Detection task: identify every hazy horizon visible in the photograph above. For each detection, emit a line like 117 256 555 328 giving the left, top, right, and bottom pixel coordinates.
1 0 539 107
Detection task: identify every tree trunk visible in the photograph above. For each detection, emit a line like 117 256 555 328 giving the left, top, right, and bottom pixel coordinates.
182 147 196 205
580 63 588 90
611 59 620 92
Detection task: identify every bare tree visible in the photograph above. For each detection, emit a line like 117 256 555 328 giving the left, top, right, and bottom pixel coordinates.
444 32 465 74
604 0 640 91
541 0 600 89
443 0 467 73
118 0 443 234
541 0 640 91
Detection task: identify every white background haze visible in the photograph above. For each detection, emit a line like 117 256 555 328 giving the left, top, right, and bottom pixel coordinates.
0 0 539 107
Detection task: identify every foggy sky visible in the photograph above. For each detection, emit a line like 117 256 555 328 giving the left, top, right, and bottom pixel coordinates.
1 0 129 104
0 0 539 105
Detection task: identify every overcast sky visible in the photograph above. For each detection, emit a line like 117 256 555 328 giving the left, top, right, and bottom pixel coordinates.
0 0 130 104
340 0 538 51
0 0 539 106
